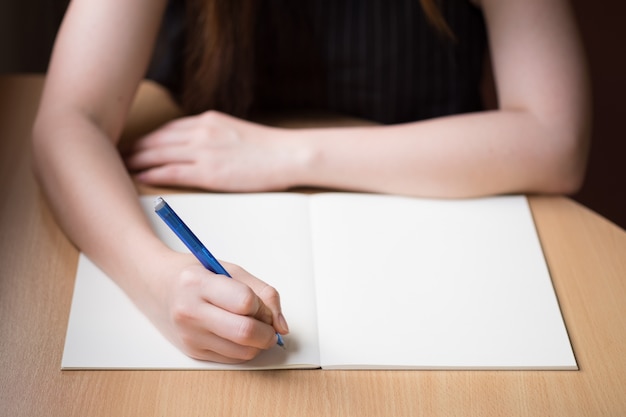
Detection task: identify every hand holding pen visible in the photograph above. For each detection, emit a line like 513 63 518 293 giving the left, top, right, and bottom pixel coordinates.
154 197 288 362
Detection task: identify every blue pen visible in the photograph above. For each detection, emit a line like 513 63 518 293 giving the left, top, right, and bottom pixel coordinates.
154 196 285 348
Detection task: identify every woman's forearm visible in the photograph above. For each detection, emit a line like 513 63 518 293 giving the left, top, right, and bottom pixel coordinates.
288 109 589 198
32 112 170 301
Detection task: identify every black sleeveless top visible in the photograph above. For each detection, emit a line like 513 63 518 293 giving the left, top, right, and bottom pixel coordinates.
147 0 487 124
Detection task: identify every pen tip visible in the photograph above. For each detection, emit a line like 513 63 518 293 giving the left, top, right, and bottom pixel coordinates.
277 333 285 349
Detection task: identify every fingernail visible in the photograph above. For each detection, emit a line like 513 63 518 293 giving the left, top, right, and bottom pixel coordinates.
277 312 289 333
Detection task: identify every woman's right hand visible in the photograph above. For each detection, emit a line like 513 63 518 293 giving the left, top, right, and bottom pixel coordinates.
31 0 290 365
148 253 289 363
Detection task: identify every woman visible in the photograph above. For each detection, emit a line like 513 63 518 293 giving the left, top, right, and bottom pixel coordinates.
32 0 590 363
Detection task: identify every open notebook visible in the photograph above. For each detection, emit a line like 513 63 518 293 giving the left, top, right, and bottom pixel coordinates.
62 193 577 370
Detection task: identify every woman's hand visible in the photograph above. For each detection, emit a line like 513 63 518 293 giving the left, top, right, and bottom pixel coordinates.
125 111 307 192
149 253 289 363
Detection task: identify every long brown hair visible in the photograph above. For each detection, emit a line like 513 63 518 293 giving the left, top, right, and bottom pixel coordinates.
180 0 452 117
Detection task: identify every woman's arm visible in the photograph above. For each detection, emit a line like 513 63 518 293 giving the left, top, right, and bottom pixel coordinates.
127 0 590 198
32 0 287 363
297 0 592 197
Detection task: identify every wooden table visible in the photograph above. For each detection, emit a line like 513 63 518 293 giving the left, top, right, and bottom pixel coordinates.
1 75 625 416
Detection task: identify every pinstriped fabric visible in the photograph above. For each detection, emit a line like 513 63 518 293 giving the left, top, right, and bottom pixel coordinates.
255 0 487 124
147 0 487 125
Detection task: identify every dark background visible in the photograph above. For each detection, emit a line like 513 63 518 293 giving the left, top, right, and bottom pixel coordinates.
1 0 624 230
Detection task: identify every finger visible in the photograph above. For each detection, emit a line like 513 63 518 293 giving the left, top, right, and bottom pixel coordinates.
198 273 272 321
133 118 198 150
132 163 202 188
175 325 264 363
195 300 279 350
170 283 279 353
223 262 289 334
125 145 196 171
183 348 256 364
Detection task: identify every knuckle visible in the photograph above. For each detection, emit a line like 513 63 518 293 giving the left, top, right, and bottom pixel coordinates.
234 317 257 343
177 268 201 289
234 318 276 352
201 110 221 123
237 288 259 315
258 284 280 305
237 346 261 362
178 331 198 350
200 110 216 119
170 302 195 327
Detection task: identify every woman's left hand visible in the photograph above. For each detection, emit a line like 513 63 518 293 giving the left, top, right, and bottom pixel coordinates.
125 110 303 191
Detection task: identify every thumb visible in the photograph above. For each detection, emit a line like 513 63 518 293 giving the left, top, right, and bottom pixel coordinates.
255 284 289 334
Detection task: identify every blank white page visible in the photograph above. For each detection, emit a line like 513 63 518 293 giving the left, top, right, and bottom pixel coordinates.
62 193 321 369
310 194 576 369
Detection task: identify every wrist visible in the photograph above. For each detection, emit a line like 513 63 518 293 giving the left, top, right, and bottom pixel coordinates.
111 239 184 313
271 127 319 189
128 248 197 328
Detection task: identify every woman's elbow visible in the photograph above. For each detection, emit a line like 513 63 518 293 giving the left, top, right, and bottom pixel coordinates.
550 165 586 195
540 130 591 195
